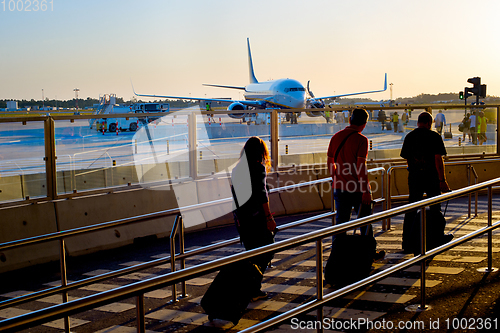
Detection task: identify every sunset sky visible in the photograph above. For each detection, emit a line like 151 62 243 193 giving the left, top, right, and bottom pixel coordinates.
1 0 499 101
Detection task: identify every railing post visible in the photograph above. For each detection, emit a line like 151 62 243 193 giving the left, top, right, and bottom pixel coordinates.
386 167 392 229
381 170 388 230
316 239 324 333
331 180 335 226
477 186 498 273
488 186 493 271
169 215 181 303
188 111 197 180
59 239 70 333
468 165 472 218
179 215 188 298
497 107 500 156
271 110 279 171
419 207 428 310
473 166 478 217
44 117 57 200
136 294 145 333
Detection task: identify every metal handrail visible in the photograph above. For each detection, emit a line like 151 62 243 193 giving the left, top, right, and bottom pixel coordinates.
385 157 500 228
0 167 385 314
470 164 479 217
169 214 187 303
0 176 499 332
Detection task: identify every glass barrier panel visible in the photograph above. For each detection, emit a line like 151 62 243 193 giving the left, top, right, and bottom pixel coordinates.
277 107 498 168
278 110 340 168
197 111 271 177
132 108 192 186
0 120 46 202
54 117 138 194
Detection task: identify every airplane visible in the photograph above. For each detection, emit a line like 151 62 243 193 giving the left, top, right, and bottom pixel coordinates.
134 38 387 121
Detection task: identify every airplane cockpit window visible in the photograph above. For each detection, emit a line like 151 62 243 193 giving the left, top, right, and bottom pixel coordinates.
285 88 305 92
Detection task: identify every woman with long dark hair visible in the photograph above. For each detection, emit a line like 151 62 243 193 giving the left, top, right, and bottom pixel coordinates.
231 136 276 301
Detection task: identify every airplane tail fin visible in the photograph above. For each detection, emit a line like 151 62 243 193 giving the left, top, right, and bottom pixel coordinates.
247 38 258 84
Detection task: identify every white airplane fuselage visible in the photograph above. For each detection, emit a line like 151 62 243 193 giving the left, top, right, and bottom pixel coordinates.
244 78 306 109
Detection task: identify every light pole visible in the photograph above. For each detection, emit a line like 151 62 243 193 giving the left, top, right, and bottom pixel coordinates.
389 83 393 101
73 88 80 110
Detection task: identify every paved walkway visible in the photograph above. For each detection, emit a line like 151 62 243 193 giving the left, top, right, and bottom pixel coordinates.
1 195 500 332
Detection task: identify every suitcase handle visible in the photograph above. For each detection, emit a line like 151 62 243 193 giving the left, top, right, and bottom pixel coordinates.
355 201 374 236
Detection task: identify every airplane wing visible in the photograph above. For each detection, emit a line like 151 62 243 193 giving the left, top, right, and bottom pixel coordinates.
132 84 264 108
311 73 387 101
202 84 245 90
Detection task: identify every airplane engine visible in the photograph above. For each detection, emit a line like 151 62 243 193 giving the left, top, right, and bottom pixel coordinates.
305 111 323 117
227 102 249 119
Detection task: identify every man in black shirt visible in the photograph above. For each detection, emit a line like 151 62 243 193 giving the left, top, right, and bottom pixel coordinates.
400 112 450 252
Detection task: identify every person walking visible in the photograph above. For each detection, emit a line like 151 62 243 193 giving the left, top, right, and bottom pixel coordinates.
469 111 477 144
392 111 399 133
434 110 446 135
326 108 385 256
400 112 452 253
325 109 331 123
231 136 276 302
402 110 408 126
377 110 387 130
477 111 488 145
460 113 471 142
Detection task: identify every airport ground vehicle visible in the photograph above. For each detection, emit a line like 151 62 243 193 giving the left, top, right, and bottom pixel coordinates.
130 102 170 123
95 101 170 132
97 113 141 133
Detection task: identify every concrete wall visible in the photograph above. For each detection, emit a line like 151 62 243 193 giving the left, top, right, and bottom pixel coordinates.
0 202 60 273
55 188 178 257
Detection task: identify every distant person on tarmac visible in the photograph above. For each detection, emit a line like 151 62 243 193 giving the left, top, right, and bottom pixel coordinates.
469 111 477 144
377 110 387 130
460 113 471 142
325 109 331 123
392 111 399 133
400 112 451 253
402 110 409 126
434 110 446 135
477 111 488 145
343 110 350 123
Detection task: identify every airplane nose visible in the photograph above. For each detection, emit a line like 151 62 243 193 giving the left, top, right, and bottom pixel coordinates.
296 94 306 108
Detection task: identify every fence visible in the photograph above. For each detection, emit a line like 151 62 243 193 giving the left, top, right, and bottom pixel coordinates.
1 173 499 332
0 104 499 205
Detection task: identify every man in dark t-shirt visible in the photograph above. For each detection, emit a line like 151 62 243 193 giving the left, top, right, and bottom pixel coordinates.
400 111 450 252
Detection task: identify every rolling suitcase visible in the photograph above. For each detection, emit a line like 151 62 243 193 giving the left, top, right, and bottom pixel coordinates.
444 124 453 139
386 122 392 131
324 202 377 286
409 202 453 255
324 230 376 286
201 260 263 325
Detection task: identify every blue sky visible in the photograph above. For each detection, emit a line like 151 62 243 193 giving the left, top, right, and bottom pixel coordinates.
1 0 499 101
